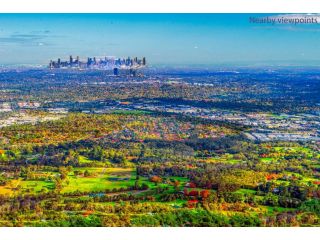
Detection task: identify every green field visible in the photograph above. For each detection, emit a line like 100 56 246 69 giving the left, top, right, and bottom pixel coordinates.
61 167 136 193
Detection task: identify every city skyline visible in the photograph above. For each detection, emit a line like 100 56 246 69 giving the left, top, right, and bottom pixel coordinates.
49 55 146 70
0 14 320 66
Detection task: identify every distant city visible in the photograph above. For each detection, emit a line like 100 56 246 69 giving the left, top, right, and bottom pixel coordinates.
49 55 147 75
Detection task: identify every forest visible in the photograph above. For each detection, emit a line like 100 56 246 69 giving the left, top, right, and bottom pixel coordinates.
0 110 319 226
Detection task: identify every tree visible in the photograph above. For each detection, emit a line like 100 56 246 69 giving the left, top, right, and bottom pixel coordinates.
150 176 162 186
54 177 63 193
59 166 69 180
173 180 180 191
84 170 91 177
201 190 210 199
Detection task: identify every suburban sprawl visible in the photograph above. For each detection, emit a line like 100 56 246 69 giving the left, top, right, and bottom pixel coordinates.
0 67 319 226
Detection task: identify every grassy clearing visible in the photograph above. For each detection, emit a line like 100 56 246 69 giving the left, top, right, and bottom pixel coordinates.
0 186 13 195
20 180 54 192
260 157 274 163
78 156 93 164
61 167 136 193
264 206 295 214
236 189 257 194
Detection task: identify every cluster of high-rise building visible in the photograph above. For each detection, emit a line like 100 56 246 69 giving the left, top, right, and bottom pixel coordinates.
49 55 146 70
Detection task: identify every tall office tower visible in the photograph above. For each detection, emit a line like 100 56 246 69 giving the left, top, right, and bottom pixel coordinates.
76 56 79 63
129 69 136 77
93 57 96 64
134 57 138 63
49 60 53 68
69 55 73 64
57 58 61 67
142 57 146 65
113 67 119 76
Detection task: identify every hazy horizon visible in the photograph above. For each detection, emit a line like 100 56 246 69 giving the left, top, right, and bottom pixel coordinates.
0 14 320 66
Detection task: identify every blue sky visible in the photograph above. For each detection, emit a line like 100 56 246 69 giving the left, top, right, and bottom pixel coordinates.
0 14 319 66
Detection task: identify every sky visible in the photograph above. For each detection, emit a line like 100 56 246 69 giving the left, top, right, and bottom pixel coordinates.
0 14 320 66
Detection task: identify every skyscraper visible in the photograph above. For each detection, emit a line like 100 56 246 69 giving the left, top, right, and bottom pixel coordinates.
49 55 146 71
113 67 119 76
